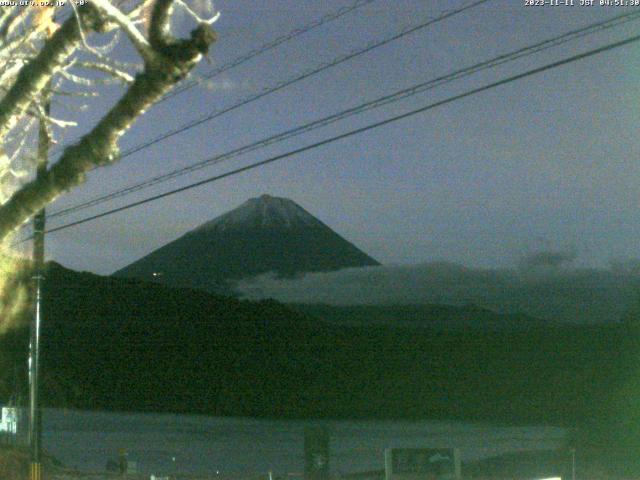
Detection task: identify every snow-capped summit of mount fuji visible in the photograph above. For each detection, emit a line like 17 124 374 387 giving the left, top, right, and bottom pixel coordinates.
195 194 322 231
114 195 380 293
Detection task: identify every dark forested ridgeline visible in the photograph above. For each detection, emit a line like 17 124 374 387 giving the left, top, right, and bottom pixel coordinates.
2 262 639 440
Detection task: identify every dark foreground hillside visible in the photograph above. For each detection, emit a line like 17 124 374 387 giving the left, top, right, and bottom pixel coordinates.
2 262 640 464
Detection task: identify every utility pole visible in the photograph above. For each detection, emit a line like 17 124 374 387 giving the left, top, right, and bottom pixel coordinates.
29 91 50 480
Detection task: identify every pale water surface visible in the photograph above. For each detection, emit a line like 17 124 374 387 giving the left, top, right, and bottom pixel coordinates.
42 409 567 476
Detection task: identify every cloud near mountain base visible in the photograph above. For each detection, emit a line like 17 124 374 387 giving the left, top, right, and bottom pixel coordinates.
236 262 640 324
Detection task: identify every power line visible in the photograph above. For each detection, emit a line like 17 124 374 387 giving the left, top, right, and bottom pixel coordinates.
49 0 490 177
49 0 377 156
162 0 378 102
47 9 640 221
40 31 640 238
120 0 489 156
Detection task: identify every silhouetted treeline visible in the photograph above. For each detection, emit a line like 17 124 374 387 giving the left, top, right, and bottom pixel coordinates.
2 263 639 439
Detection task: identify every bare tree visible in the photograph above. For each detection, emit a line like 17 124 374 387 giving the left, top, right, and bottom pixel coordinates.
0 0 218 330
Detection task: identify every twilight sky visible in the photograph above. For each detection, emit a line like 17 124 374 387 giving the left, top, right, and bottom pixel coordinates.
29 0 640 275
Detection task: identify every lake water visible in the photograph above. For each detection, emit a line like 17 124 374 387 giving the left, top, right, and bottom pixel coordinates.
42 409 567 476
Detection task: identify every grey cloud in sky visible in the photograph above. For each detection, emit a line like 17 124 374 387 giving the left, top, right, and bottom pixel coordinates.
203 77 239 92
518 249 577 270
236 261 640 324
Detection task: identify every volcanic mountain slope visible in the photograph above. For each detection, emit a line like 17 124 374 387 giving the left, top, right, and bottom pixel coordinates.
114 194 380 292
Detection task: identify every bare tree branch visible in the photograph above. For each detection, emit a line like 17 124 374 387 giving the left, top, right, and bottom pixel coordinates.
149 0 174 51
0 5 107 142
89 0 155 61
75 60 136 84
174 0 220 25
0 7 30 40
0 5 216 240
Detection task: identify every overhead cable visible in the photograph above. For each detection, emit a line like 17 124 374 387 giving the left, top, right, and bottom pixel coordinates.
48 9 640 220
39 32 640 237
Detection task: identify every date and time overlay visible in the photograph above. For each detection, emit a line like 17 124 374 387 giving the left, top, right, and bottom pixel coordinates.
0 0 638 10
0 0 84 7
526 0 640 6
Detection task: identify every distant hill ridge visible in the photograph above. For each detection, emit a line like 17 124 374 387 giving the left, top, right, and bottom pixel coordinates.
3 260 636 429
114 194 379 292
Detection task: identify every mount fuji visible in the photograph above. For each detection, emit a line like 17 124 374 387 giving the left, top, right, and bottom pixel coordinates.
114 194 380 293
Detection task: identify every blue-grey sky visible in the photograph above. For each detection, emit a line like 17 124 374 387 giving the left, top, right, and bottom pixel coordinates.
38 0 640 275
